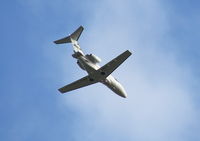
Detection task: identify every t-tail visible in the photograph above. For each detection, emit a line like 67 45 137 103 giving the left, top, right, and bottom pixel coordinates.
54 26 84 44
54 26 84 56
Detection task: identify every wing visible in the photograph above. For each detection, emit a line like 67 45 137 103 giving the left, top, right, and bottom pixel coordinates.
59 50 132 94
58 75 98 93
98 50 132 78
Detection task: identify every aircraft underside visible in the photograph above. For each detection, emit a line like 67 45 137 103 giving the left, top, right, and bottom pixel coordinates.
54 26 132 98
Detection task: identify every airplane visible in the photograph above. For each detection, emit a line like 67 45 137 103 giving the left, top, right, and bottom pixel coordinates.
54 26 132 98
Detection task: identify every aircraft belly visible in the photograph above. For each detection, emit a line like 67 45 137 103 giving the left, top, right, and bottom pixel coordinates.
78 57 100 74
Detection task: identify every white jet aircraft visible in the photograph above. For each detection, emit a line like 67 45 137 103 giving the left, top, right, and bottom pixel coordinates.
54 26 132 98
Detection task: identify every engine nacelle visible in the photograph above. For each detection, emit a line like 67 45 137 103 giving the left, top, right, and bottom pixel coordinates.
77 60 85 70
86 54 101 64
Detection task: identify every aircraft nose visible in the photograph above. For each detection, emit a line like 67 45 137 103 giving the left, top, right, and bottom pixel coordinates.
121 90 127 98
118 86 127 98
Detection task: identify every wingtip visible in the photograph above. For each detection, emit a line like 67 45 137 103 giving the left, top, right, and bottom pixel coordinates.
80 25 84 29
58 89 64 94
54 40 58 44
126 50 132 55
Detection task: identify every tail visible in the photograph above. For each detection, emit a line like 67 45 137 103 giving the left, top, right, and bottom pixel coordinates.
54 26 84 44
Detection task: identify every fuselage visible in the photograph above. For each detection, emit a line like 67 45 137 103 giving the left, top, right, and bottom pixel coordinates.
74 53 127 98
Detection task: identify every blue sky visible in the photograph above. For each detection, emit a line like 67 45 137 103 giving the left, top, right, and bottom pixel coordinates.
0 0 200 141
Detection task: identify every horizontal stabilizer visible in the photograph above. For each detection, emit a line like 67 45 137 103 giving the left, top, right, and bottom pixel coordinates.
54 26 84 44
54 36 71 44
